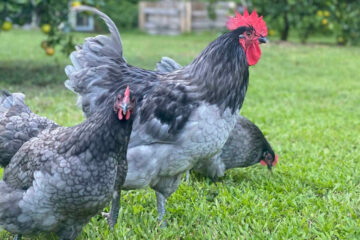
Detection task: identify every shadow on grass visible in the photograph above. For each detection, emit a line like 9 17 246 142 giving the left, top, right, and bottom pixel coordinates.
0 61 67 86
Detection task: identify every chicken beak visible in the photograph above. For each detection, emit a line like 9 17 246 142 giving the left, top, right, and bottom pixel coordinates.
121 104 128 114
258 37 267 44
261 159 272 171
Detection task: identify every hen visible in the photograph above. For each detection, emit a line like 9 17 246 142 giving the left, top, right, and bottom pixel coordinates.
156 57 278 181
191 115 278 180
0 87 135 240
64 6 268 224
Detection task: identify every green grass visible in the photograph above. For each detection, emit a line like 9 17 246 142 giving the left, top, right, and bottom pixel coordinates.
1 29 360 239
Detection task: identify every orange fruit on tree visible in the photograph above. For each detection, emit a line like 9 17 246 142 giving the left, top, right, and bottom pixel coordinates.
45 47 55 56
1 21 12 31
41 24 51 34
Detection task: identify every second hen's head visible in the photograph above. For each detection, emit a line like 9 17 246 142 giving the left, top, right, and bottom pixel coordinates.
242 119 278 171
222 117 278 171
113 86 136 121
259 143 278 171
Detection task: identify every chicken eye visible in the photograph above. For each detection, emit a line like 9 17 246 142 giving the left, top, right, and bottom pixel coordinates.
246 31 252 37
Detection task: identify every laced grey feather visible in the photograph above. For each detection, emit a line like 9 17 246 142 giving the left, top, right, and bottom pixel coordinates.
155 57 182 73
0 91 58 168
64 6 126 116
0 91 26 113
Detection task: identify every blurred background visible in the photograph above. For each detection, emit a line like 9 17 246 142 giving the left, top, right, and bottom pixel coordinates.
1 0 359 54
0 1 360 239
1 0 359 86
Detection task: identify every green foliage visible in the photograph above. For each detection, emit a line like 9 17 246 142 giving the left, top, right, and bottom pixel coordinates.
0 0 32 26
1 30 360 239
99 0 160 30
246 0 360 45
206 0 218 20
0 0 104 56
100 0 140 30
326 0 360 45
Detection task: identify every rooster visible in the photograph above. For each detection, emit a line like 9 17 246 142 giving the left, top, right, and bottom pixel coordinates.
156 57 278 181
64 6 268 224
0 87 135 240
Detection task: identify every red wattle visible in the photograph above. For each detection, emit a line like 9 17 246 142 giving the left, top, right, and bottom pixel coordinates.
273 154 279 166
125 111 131 120
118 110 123 120
260 160 267 166
246 42 261 66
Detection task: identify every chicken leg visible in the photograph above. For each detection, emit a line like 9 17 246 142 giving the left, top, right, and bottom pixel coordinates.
152 174 183 227
185 171 190 182
14 234 22 240
108 190 121 229
102 160 127 229
156 191 167 227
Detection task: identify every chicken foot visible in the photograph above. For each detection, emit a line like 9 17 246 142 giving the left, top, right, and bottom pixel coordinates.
101 189 122 229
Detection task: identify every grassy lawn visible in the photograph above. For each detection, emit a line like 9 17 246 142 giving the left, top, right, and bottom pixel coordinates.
1 29 360 239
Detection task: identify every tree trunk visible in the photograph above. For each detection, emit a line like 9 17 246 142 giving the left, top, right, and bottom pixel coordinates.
281 0 289 41
30 0 38 29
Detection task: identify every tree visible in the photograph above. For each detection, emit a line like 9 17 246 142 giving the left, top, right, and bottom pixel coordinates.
0 0 104 56
235 0 360 45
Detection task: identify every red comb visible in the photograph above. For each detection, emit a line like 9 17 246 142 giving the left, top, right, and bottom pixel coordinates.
124 86 130 98
226 9 268 37
123 86 130 103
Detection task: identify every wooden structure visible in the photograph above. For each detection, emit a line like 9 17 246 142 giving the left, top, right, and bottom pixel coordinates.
69 11 95 32
139 1 236 35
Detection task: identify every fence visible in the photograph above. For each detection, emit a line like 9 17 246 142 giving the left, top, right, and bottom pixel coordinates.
138 1 236 35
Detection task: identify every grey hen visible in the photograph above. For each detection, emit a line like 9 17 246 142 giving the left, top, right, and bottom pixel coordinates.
0 87 135 240
64 6 268 224
155 57 278 181
191 115 278 179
